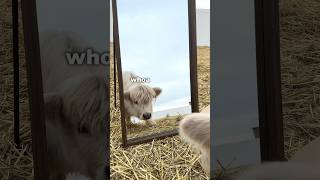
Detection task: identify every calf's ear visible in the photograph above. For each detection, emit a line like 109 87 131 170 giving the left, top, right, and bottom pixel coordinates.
153 87 162 97
62 75 108 134
124 91 131 101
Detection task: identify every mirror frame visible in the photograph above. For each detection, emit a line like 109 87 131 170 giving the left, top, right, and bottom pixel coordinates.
20 0 111 179
21 0 49 179
112 0 199 148
254 0 285 161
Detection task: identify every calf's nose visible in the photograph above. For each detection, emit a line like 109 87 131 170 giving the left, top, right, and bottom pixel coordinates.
143 113 152 120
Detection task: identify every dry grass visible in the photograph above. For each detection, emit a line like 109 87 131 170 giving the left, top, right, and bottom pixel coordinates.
126 114 184 139
0 0 320 179
0 0 33 179
279 0 320 158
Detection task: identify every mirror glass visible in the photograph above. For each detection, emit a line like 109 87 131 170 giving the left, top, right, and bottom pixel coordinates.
35 0 109 179
117 0 192 139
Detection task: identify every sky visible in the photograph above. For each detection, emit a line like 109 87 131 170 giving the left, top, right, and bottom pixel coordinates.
196 0 210 9
117 0 194 112
110 0 210 45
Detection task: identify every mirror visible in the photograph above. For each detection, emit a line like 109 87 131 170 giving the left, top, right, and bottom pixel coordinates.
29 0 110 179
114 0 198 146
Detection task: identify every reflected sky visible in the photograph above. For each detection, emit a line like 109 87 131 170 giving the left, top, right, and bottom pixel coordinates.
117 0 191 109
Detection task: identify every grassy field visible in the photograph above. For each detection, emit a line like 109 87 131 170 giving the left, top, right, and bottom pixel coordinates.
1 0 320 179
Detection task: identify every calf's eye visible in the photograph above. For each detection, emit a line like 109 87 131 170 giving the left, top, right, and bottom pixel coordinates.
78 125 89 134
134 101 138 104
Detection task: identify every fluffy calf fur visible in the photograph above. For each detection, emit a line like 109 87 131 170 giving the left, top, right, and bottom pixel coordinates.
179 106 210 176
233 162 320 180
233 136 320 180
45 74 107 180
65 172 91 180
122 71 162 124
291 136 320 163
40 31 107 180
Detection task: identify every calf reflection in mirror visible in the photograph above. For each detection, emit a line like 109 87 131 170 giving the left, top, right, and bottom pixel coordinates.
40 31 107 180
65 172 91 180
179 106 210 176
122 71 162 126
44 75 107 180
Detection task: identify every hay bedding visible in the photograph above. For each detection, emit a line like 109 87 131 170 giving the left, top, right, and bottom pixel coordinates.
0 0 33 179
279 0 320 158
0 0 320 179
126 115 183 139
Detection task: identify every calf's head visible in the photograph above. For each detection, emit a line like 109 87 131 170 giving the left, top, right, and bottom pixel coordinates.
45 75 108 136
44 75 108 178
124 84 161 120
